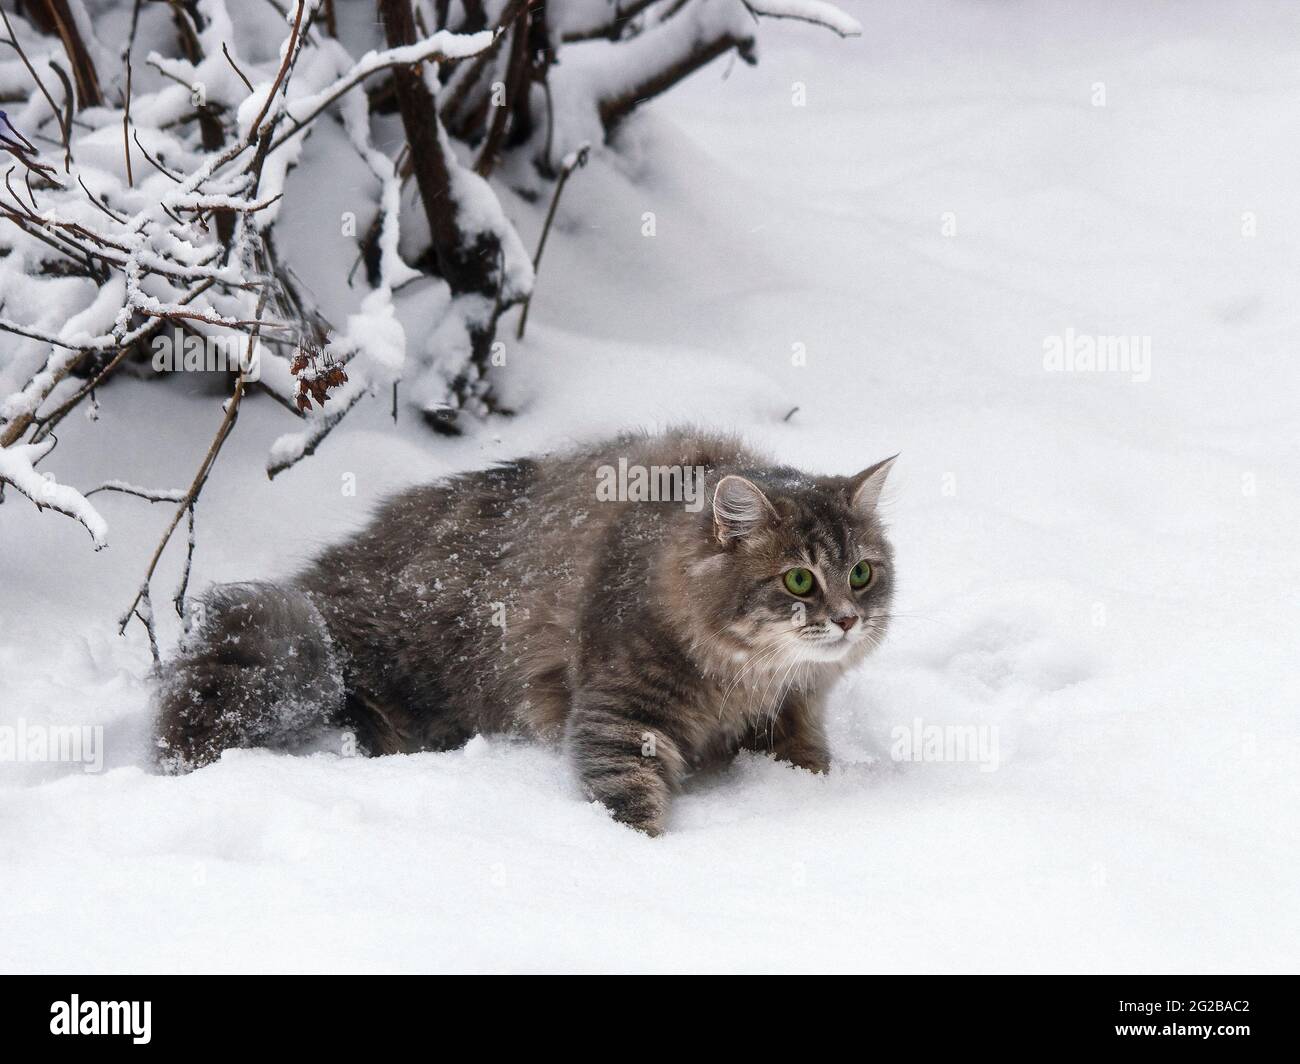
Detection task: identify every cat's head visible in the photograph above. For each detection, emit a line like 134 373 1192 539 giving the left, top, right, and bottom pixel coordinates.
690 457 896 668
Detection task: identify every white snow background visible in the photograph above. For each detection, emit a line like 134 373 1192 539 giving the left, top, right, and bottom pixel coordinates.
2 0 1298 972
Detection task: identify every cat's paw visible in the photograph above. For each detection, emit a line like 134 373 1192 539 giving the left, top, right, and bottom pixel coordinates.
590 791 666 836
583 770 671 836
785 753 831 775
617 812 666 837
762 742 831 774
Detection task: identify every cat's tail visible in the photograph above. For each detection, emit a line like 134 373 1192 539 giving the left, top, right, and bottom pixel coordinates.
153 582 345 773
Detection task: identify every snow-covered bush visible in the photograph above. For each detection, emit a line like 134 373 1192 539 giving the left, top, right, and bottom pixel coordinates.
0 0 858 593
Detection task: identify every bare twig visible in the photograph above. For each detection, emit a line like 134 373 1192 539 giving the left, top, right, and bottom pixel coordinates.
246 0 305 143
440 0 526 130
516 143 588 340
136 586 160 666
29 0 104 107
137 306 289 330
125 0 144 60
131 129 183 182
121 55 134 187
78 175 128 223
0 6 67 159
46 59 75 170
173 503 197 619
474 8 529 177
118 290 270 636
557 0 657 42
86 482 187 503
0 313 87 350
222 42 255 95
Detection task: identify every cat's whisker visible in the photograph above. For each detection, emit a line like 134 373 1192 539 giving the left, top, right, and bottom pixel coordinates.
772 644 804 706
766 654 802 720
689 622 747 666
759 640 808 720
718 640 789 719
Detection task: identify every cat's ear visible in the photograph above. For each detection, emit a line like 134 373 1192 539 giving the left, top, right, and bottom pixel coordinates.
848 455 897 515
713 475 776 543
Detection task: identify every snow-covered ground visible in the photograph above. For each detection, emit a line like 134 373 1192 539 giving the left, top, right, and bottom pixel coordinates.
3 1 1298 972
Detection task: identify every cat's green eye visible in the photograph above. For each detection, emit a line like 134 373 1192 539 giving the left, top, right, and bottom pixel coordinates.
783 568 815 596
849 560 873 590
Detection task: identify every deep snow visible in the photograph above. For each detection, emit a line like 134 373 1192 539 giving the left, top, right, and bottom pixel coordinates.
2 1 1298 972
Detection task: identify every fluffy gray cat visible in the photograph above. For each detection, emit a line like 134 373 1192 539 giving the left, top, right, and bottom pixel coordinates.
156 428 896 835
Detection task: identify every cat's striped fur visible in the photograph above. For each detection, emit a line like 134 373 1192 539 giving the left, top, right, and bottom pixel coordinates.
156 428 896 835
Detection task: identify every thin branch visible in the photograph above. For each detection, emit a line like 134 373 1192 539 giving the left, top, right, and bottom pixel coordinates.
132 129 183 182
137 306 290 330
117 290 270 634
0 313 87 350
267 29 497 154
266 384 367 479
740 0 862 39
135 586 160 666
22 277 219 446
125 0 144 60
516 143 588 340
246 0 306 143
0 5 67 161
557 0 658 42
35 0 104 107
78 174 128 223
222 41 255 95
86 481 187 503
121 55 134 187
45 58 75 170
440 0 525 129
173 503 197 619
6 163 44 213
0 206 98 274
474 9 529 176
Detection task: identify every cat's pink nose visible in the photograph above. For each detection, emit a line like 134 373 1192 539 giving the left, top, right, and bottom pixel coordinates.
833 615 858 632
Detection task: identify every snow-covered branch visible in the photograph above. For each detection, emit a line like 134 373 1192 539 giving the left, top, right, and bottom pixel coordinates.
742 0 862 38
0 439 107 548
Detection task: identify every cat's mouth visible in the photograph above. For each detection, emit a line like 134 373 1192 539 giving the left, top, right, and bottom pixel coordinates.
791 625 858 662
